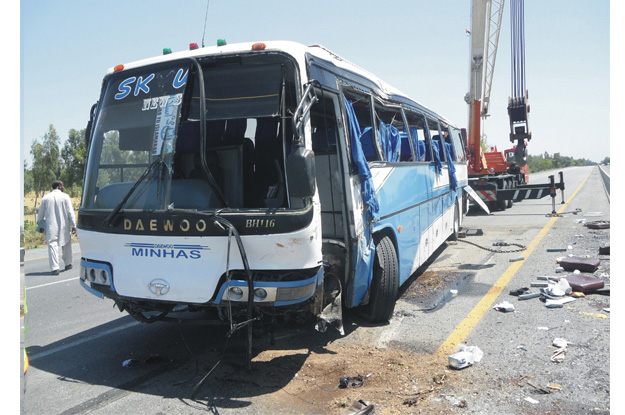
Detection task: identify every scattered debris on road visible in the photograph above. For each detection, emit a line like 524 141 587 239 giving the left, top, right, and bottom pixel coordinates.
448 345 483 369
493 301 515 312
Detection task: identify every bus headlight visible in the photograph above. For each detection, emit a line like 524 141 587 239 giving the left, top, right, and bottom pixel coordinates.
254 288 268 300
229 286 244 300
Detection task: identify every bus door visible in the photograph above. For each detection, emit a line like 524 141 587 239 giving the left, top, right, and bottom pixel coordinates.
309 89 350 289
340 87 379 308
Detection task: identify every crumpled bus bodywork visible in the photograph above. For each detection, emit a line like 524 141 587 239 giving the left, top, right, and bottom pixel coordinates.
78 41 467 333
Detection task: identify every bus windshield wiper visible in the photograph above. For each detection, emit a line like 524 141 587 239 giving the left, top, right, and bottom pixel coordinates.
156 128 169 200
102 137 167 228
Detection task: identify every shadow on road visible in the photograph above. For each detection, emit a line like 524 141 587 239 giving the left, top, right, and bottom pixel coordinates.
26 305 355 412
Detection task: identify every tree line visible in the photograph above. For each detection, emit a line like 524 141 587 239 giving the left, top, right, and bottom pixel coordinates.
24 124 86 208
526 152 608 174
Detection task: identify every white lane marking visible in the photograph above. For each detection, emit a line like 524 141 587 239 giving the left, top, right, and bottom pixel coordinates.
26 277 80 290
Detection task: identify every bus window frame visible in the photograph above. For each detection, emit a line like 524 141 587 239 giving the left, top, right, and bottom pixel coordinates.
426 117 446 163
340 86 381 164
440 122 454 162
373 99 410 163
447 126 466 162
403 107 432 163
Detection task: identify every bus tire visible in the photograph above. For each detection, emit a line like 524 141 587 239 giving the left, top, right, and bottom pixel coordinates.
448 202 460 241
365 235 399 323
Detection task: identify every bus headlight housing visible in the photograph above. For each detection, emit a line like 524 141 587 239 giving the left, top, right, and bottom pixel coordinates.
276 282 316 302
80 260 113 287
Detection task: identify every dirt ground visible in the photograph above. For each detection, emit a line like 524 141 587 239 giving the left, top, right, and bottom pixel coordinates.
190 266 478 415
255 344 466 415
260 270 476 414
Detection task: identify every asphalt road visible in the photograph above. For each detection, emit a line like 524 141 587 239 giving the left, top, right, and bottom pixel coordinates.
20 165 612 414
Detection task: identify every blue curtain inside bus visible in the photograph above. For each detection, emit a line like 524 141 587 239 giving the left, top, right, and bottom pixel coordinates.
431 139 442 173
399 132 411 161
417 141 426 161
343 98 380 222
445 142 458 190
360 127 376 159
410 127 426 161
424 122 442 174
378 121 401 162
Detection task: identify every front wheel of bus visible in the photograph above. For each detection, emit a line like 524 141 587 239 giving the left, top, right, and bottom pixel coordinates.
366 235 399 323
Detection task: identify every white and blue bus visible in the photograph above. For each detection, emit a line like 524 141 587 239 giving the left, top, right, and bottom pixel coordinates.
78 40 468 331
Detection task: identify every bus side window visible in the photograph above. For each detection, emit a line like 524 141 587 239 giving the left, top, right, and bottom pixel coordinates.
343 90 379 162
404 110 429 162
440 123 455 162
428 118 445 163
449 128 466 162
375 102 407 162
311 94 338 153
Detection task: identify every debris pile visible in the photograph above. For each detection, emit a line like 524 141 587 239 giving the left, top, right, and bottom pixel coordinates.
508 219 610 310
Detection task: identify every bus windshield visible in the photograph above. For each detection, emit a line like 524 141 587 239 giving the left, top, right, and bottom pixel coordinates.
82 55 298 212
82 61 191 211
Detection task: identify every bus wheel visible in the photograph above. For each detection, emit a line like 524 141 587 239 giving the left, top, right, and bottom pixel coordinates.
448 202 460 241
365 235 399 323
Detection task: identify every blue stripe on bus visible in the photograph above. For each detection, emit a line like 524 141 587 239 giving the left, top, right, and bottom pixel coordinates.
213 268 323 306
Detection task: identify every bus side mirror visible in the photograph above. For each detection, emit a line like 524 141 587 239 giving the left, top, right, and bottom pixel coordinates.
286 144 316 199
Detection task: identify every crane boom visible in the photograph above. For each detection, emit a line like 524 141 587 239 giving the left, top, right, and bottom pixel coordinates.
468 0 502 174
482 0 505 118
508 0 530 166
468 0 529 173
466 0 564 212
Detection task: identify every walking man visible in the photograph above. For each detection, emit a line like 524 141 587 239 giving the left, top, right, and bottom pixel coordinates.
37 180 77 275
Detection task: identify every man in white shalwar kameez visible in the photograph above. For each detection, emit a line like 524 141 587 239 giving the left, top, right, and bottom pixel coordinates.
37 181 77 275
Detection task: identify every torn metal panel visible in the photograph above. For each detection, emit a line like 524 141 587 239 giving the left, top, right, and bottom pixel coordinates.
464 185 490 214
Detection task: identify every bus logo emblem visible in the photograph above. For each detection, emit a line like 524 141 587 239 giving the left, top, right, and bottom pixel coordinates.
148 279 170 296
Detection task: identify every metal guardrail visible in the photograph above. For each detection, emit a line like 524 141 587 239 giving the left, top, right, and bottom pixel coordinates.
598 165 610 201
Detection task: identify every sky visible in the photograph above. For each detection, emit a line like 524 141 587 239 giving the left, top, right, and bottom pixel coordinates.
18 0 612 167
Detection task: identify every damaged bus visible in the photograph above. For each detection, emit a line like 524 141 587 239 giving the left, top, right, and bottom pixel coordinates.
78 41 468 336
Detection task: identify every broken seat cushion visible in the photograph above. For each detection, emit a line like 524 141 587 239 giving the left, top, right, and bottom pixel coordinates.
559 257 600 272
562 274 605 293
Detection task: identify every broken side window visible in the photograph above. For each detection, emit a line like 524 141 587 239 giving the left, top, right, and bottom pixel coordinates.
343 89 379 162
375 101 406 162
428 118 446 163
448 127 466 162
404 109 429 162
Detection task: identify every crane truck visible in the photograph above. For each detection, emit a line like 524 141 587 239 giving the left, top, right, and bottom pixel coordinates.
466 0 564 212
